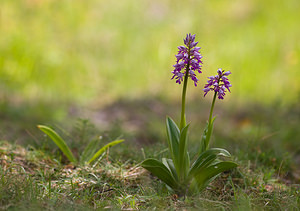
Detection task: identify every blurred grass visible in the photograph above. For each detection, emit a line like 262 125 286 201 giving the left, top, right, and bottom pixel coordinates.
1 0 299 106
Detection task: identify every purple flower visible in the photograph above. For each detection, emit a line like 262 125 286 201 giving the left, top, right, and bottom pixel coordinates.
203 68 232 99
171 33 203 86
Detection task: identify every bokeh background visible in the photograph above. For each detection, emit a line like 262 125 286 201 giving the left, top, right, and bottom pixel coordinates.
1 0 299 104
0 0 299 161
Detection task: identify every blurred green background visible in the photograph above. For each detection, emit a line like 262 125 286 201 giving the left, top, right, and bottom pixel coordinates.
1 0 299 106
0 0 300 156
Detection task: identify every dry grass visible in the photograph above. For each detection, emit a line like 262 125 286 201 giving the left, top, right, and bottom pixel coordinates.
1 141 299 210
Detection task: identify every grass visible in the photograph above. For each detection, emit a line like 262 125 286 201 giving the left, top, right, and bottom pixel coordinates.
0 139 299 210
0 99 299 210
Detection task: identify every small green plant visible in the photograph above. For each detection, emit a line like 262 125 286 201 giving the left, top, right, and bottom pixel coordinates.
141 34 237 196
37 125 124 165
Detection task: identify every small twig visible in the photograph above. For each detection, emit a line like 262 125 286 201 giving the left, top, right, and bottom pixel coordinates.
101 188 114 193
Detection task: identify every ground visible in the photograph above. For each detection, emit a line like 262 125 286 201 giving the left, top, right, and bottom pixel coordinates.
0 98 299 210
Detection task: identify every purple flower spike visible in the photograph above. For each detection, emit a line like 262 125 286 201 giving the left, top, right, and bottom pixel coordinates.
203 68 232 100
171 33 203 86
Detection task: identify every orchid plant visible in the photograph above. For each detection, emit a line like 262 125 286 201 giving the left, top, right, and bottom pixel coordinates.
141 34 237 196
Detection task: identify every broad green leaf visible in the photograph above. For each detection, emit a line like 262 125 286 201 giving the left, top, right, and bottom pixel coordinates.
166 117 180 170
37 125 77 163
162 158 179 181
189 148 231 177
189 154 217 177
199 117 216 154
191 161 237 192
80 138 99 164
87 139 124 164
178 124 190 179
141 158 178 190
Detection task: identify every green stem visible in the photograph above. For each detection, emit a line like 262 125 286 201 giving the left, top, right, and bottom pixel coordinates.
180 66 189 131
200 91 217 152
180 42 191 131
208 91 217 125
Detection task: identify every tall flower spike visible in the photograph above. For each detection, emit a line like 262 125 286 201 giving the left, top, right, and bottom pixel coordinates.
203 68 232 99
171 33 203 86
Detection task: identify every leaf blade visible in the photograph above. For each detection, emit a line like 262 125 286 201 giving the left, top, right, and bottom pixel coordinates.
162 158 179 182
189 148 231 177
178 124 190 179
192 161 237 192
199 117 216 154
37 125 77 163
166 117 180 171
141 158 178 190
87 139 124 164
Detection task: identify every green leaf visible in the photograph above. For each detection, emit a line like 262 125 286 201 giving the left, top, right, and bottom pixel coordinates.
178 124 190 179
80 138 100 164
189 148 231 177
87 139 124 164
162 158 179 181
191 161 237 192
199 122 208 154
166 117 180 170
185 152 190 177
199 117 216 154
141 158 178 190
37 125 77 163
189 154 217 177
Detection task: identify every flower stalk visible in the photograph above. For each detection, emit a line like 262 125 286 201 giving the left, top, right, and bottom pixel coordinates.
180 61 189 130
208 91 217 125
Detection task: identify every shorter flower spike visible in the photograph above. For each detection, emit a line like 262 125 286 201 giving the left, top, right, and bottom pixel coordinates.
171 33 203 86
203 68 232 99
